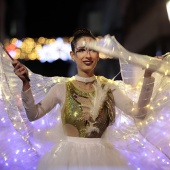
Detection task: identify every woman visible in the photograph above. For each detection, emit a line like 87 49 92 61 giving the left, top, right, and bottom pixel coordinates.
10 28 169 170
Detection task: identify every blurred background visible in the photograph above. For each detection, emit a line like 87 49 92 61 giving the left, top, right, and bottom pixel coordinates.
1 0 170 79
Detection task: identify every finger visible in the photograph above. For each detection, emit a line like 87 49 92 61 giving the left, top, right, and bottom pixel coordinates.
15 68 21 75
13 62 23 72
16 68 27 79
19 66 27 73
19 66 25 72
12 60 19 67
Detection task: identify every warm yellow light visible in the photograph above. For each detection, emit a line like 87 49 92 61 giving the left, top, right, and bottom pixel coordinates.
146 64 149 69
150 106 153 110
163 96 167 100
158 88 162 91
35 44 42 51
38 37 46 44
11 38 18 44
165 70 169 75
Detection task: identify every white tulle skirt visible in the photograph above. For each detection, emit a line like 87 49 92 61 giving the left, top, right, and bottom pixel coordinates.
37 137 133 170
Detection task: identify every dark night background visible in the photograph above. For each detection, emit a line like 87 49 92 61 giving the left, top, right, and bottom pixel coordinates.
1 0 170 78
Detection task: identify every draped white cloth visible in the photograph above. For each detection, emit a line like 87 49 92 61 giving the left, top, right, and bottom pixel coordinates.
0 36 170 170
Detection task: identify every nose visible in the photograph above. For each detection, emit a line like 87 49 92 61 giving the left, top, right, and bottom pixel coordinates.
86 49 90 54
86 49 92 56
86 50 91 58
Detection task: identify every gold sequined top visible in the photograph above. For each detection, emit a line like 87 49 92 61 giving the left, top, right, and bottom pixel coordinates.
62 77 115 138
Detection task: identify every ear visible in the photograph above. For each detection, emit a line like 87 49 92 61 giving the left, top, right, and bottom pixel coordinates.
70 51 75 62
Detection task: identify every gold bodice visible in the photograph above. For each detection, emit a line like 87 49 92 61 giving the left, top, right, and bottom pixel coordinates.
62 78 115 138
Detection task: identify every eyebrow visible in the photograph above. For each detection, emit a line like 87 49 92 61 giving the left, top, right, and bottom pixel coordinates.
75 46 86 49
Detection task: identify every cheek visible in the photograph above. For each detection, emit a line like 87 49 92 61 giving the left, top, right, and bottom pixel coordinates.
93 55 99 63
92 58 99 67
76 55 84 61
74 56 82 64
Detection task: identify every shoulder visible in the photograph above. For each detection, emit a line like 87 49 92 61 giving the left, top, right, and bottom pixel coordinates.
50 82 66 92
96 76 117 87
96 76 112 84
48 83 67 101
51 77 73 89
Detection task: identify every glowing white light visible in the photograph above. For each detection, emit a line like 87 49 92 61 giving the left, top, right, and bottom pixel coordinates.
166 1 170 21
37 37 71 62
35 144 41 149
41 120 45 125
163 132 166 135
8 50 16 58
162 159 165 162
15 40 22 48
15 150 20 154
143 139 147 142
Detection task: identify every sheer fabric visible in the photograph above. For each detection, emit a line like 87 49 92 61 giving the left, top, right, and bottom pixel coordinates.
0 38 170 170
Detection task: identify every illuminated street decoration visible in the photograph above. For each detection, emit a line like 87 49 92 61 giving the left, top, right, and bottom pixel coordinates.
4 37 71 62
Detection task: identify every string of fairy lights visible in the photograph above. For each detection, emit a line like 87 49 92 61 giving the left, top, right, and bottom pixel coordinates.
1 43 170 169
0 1 170 169
1 72 170 169
1 1 170 165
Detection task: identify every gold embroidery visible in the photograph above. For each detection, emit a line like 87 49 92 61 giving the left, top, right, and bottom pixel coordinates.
62 76 115 138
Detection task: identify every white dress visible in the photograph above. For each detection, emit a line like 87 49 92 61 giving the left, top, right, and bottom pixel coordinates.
20 75 163 170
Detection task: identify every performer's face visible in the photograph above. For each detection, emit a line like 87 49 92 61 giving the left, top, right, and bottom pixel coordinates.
70 36 99 76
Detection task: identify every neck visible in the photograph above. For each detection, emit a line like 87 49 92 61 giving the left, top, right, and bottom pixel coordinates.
75 74 96 83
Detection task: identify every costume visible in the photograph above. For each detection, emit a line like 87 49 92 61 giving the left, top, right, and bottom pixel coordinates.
0 36 170 170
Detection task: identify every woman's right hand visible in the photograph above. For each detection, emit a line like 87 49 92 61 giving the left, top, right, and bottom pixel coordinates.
12 60 29 83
